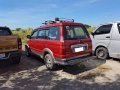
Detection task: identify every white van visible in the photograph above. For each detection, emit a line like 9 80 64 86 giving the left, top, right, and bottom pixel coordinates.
91 22 120 59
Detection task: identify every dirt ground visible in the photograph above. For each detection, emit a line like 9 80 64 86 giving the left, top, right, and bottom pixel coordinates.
0 49 120 90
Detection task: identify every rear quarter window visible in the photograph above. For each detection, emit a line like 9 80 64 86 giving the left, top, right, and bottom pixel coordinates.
48 26 60 40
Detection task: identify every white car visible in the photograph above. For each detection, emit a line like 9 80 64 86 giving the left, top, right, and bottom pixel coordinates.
91 21 120 59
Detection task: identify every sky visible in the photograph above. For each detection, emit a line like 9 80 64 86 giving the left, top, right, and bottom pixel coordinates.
0 0 120 29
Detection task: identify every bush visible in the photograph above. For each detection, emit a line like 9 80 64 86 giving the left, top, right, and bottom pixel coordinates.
12 28 33 45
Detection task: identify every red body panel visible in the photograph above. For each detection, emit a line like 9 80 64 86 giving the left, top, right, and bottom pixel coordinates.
27 21 92 61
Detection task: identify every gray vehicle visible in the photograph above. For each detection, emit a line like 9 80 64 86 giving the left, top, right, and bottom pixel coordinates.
91 22 120 59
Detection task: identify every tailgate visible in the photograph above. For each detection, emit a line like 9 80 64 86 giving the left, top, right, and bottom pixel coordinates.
0 35 18 53
64 39 92 58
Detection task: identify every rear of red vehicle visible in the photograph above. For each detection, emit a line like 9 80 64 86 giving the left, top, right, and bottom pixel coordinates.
54 22 93 65
26 18 99 70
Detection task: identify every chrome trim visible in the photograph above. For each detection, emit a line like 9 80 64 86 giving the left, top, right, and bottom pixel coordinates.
71 44 88 53
71 44 88 49
0 53 10 60
0 51 21 60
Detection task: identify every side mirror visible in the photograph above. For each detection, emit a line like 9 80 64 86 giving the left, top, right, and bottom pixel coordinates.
91 32 95 36
27 35 31 39
91 32 95 38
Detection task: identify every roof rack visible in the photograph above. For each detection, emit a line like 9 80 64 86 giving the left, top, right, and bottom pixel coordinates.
42 18 74 25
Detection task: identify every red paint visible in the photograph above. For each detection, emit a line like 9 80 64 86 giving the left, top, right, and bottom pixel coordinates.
27 20 92 61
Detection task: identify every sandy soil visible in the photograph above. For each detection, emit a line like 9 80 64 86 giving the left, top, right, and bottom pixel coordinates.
0 50 120 90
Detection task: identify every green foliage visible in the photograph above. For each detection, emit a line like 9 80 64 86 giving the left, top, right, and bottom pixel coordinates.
84 24 91 28
87 27 96 33
12 28 33 45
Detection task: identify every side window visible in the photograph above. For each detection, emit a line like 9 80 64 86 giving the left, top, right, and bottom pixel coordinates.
94 24 112 35
48 26 59 40
45 29 49 39
31 31 38 39
117 23 120 34
38 30 46 39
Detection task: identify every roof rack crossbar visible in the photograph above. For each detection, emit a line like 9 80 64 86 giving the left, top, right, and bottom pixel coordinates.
42 18 74 25
56 18 74 22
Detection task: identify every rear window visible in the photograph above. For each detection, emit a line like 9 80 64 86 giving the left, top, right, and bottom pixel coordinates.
117 23 120 34
64 26 89 40
0 28 11 35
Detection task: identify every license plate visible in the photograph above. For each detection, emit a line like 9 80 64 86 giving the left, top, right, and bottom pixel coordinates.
0 53 5 58
75 47 84 52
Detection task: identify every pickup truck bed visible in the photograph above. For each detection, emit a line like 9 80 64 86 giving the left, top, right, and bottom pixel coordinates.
0 36 18 53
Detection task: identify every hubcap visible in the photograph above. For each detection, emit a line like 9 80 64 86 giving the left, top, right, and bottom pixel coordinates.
46 56 53 68
98 50 104 57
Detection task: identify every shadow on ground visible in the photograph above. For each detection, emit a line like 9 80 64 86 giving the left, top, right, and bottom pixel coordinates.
63 58 106 75
1 50 118 90
0 66 120 90
0 52 44 74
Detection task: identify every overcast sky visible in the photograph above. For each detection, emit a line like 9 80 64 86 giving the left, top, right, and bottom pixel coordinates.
0 0 120 29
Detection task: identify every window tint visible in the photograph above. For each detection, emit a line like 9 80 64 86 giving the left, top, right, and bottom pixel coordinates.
48 26 59 40
64 26 89 40
74 27 88 38
94 24 112 35
31 31 38 38
38 30 46 39
0 28 11 35
117 23 120 34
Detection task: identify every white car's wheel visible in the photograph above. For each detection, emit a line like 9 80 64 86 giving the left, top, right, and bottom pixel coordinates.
96 47 109 59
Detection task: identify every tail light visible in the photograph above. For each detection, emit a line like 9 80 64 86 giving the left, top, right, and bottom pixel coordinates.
18 38 22 50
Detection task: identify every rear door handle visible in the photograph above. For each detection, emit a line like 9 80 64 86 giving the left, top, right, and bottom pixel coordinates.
106 36 110 38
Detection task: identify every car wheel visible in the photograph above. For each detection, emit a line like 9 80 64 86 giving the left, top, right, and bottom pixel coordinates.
25 46 31 57
13 56 21 64
95 47 109 59
44 54 56 70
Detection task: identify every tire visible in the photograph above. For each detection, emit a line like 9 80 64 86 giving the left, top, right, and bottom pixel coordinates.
25 46 31 57
13 56 21 64
95 47 109 59
44 54 56 70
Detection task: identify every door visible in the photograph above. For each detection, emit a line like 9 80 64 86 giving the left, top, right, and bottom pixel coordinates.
92 24 112 51
108 23 120 58
45 26 61 58
35 29 47 53
27 30 38 51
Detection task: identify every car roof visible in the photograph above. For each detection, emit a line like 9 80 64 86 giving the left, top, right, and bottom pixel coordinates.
34 21 84 31
100 21 120 26
0 26 10 29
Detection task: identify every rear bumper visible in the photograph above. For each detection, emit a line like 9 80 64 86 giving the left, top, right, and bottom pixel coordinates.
54 55 103 65
0 51 22 61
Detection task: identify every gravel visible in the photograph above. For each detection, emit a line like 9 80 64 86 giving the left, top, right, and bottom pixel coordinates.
0 50 120 90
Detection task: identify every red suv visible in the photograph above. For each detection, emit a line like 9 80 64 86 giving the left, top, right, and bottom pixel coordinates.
25 18 94 70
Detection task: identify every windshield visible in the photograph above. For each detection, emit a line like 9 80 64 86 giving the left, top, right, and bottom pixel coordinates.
0 28 11 35
64 26 89 40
